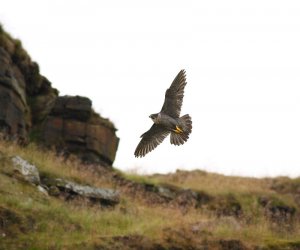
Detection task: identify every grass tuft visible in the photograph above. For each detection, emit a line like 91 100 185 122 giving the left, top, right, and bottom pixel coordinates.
0 140 300 249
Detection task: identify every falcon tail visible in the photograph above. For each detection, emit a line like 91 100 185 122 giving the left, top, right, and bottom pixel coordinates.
170 114 192 146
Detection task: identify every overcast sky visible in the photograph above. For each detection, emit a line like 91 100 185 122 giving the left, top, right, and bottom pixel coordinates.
1 0 300 177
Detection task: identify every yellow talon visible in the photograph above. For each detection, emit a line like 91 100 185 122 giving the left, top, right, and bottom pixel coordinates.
173 126 183 134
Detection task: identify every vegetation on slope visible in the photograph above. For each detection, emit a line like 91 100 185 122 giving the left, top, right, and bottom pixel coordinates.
0 140 300 249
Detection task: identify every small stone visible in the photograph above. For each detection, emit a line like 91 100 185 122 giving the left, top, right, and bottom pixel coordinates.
37 185 48 195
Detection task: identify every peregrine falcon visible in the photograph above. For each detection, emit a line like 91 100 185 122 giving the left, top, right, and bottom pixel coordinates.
134 70 192 157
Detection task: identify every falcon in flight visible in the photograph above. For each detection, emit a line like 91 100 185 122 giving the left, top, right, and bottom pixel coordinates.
134 70 192 157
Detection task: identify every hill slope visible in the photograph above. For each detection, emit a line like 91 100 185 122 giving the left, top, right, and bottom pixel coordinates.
0 140 300 250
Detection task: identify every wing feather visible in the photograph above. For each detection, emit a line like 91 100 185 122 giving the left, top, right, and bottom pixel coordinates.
134 124 169 157
161 70 187 118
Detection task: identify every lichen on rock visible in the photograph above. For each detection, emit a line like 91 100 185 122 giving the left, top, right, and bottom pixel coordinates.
11 155 40 185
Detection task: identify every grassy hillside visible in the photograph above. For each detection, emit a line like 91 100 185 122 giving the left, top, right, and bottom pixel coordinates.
1 140 300 249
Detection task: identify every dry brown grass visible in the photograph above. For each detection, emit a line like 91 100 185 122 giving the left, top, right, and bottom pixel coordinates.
149 169 274 195
0 140 114 189
1 140 300 249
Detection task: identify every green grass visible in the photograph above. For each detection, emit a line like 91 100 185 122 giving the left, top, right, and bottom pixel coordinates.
0 170 177 248
119 170 159 186
1 140 300 249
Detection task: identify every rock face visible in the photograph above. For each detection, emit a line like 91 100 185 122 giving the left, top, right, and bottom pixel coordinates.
0 25 119 166
0 47 30 142
41 96 119 165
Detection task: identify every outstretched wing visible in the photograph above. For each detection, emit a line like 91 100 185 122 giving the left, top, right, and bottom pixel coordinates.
161 69 187 118
134 124 170 157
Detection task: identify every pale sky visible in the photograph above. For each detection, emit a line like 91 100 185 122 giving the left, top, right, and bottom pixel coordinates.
1 0 300 177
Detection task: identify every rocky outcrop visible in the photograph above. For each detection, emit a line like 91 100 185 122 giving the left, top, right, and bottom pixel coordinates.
41 96 119 165
0 24 119 165
11 155 40 185
258 196 296 226
4 154 120 206
43 178 120 206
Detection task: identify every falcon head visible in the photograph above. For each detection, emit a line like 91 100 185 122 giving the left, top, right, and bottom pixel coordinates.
149 113 160 124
